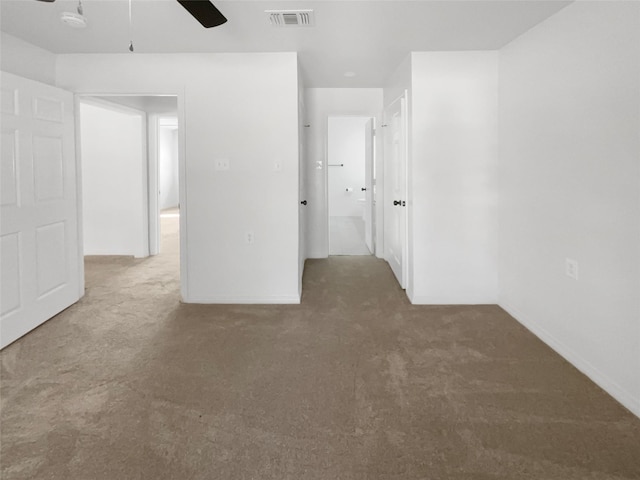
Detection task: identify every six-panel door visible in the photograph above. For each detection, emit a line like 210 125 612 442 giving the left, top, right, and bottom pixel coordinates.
1 72 81 349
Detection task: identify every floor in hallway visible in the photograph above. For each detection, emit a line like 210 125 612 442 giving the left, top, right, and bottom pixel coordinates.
329 215 371 256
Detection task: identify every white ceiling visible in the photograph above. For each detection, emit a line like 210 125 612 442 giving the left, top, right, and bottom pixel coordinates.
1 0 571 87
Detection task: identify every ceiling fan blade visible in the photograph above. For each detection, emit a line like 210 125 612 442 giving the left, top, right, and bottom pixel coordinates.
176 0 227 28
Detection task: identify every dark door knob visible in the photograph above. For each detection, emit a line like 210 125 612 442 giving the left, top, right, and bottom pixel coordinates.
361 187 367 191
393 200 401 206
300 200 307 205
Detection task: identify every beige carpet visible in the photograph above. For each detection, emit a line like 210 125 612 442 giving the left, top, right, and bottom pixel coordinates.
1 215 639 479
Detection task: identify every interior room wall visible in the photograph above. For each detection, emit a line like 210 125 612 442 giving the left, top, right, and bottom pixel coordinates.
304 88 383 258
384 55 412 108
327 116 369 218
409 51 499 304
158 122 179 210
498 0 640 416
57 53 300 303
0 32 56 85
79 99 148 257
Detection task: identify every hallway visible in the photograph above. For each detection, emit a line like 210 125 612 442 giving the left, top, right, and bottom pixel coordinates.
1 235 639 478
329 216 371 256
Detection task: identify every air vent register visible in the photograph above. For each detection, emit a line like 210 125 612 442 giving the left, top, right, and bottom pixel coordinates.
266 10 315 27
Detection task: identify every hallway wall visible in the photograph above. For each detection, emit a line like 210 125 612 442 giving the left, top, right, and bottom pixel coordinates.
409 51 499 304
57 53 301 303
158 123 179 210
385 52 499 303
79 99 148 257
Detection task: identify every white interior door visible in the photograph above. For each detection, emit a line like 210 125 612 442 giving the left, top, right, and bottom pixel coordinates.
1 72 82 349
364 118 374 253
298 101 308 293
299 143 307 291
384 95 408 288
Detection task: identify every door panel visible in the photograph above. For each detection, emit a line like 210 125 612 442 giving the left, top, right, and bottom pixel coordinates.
0 233 21 316
384 95 407 288
36 221 68 297
1 129 18 206
0 72 81 349
33 135 65 201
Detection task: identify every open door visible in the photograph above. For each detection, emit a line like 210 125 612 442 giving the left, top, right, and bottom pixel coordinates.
364 118 374 253
383 94 408 288
298 120 308 295
1 73 82 349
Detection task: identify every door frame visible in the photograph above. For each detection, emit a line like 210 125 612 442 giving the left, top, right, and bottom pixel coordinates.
325 114 376 255
363 117 375 253
74 91 188 299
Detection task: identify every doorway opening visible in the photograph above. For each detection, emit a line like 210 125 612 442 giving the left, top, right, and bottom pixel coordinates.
77 95 180 267
155 116 180 257
327 115 375 256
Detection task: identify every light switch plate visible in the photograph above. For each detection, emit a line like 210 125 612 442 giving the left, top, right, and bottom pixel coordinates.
214 159 230 171
565 258 579 280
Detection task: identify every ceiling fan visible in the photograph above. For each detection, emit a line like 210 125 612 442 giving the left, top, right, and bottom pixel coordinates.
35 0 228 28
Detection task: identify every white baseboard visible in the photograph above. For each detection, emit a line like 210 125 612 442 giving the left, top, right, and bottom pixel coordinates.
410 295 498 305
500 301 640 419
184 295 300 305
306 253 329 260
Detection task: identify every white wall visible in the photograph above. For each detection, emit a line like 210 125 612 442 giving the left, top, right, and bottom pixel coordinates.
158 123 179 210
304 88 383 258
58 53 300 303
0 33 56 85
385 55 412 109
499 0 640 417
409 51 499 304
328 116 369 217
79 100 148 257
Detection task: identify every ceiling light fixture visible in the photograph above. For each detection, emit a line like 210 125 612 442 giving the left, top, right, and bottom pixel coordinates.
60 0 87 28
128 0 134 52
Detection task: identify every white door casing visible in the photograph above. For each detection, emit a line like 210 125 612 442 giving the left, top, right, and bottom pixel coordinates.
364 118 374 253
148 113 160 256
1 72 82 349
383 95 408 288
